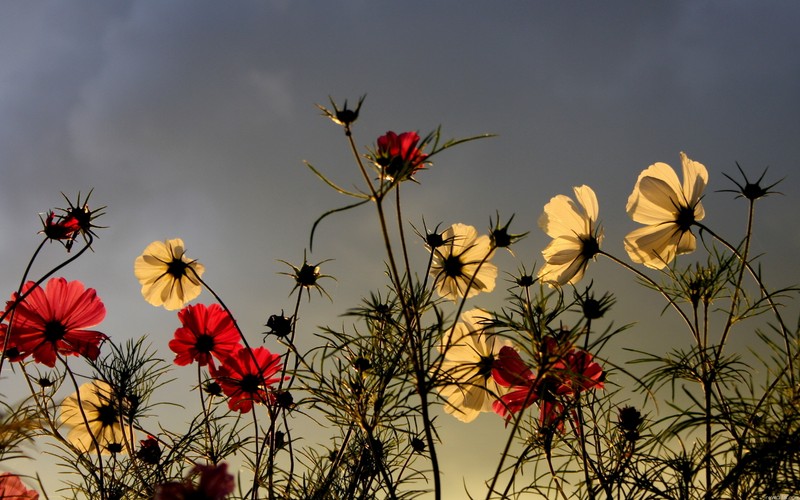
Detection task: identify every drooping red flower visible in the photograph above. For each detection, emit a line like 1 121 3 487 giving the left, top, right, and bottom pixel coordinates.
374 130 428 181
40 210 82 250
169 304 241 367
211 346 284 413
4 278 107 367
0 472 39 500
154 462 234 500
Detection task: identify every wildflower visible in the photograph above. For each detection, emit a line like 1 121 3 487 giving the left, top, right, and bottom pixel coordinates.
60 190 106 241
169 304 240 368
40 210 81 250
574 285 615 320
438 309 510 422
491 346 539 420
154 462 235 500
264 311 293 339
720 162 782 201
617 405 645 442
492 342 604 432
429 223 497 301
4 278 107 367
211 346 284 413
204 381 223 397
279 254 334 301
317 95 365 132
537 185 602 286
373 131 429 182
624 153 708 269
489 212 528 251
59 380 127 454
134 238 205 310
136 435 162 465
0 473 39 500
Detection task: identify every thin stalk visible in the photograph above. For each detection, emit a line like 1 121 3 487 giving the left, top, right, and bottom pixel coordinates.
698 222 795 385
61 357 107 500
1 237 94 375
599 251 697 342
197 363 216 462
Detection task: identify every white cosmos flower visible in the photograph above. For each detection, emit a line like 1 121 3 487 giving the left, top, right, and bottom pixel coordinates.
59 380 128 454
624 153 708 269
134 238 205 310
537 185 602 286
438 309 510 422
429 223 497 301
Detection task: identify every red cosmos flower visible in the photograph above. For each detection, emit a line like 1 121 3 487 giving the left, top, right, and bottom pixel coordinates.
40 210 82 250
375 131 428 181
491 346 540 420
491 342 604 433
211 346 284 413
154 462 234 500
169 304 241 367
0 472 39 500
3 278 107 367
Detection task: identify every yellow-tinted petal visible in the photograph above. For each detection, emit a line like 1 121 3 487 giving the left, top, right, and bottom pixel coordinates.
624 224 681 269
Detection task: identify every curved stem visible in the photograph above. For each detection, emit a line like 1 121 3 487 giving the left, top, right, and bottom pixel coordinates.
1 236 94 375
697 222 795 385
61 357 107 500
599 251 697 341
198 363 216 463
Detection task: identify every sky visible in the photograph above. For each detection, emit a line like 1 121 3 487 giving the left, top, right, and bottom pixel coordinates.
2 1 800 497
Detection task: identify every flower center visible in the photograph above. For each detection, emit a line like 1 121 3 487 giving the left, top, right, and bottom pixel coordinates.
96 403 118 427
476 354 495 379
580 236 600 259
675 205 695 231
194 334 214 353
443 255 464 278
43 320 67 342
167 258 189 278
239 374 263 394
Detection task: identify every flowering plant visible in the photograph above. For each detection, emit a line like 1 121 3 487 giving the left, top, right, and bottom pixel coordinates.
1 98 798 499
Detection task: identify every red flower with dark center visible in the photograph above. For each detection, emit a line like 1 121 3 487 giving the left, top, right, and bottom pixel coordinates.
211 346 284 413
491 343 605 433
169 304 241 367
375 131 428 181
4 278 107 367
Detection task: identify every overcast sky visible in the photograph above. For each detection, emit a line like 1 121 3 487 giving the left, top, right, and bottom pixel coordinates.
2 1 800 496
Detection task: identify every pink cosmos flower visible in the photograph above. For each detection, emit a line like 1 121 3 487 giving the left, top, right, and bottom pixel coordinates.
169 304 241 367
3 278 107 367
211 346 284 413
374 131 428 181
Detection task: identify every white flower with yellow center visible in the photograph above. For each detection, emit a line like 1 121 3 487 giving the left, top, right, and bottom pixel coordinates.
134 238 205 310
438 309 510 422
59 380 127 454
429 223 497 301
624 153 708 269
537 185 602 286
